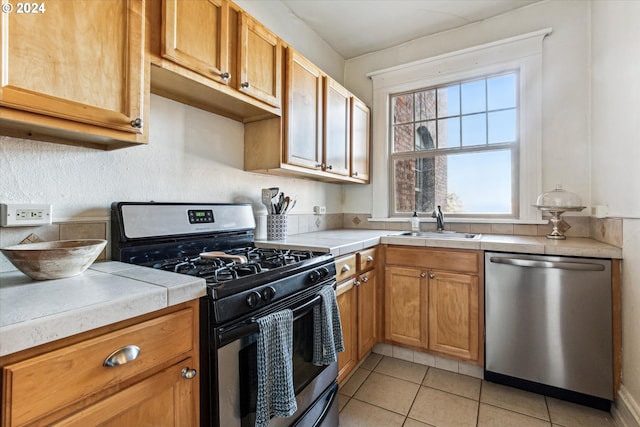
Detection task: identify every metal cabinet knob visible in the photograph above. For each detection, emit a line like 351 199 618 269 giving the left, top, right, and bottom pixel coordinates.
241 82 251 88
181 367 197 379
420 272 427 278
429 273 435 279
103 345 140 367
360 275 368 283
315 163 323 169
341 264 351 272
366 255 374 262
220 72 231 80
354 171 359 176
130 118 143 129
354 280 360 286
326 165 333 170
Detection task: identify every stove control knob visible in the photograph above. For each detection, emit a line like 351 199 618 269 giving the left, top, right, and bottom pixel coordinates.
246 291 262 308
318 266 330 278
261 286 277 302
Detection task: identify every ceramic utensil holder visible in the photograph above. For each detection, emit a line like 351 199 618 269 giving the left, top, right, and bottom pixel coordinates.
267 215 288 240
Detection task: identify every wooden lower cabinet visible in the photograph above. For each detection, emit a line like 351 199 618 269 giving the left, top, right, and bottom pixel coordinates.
357 269 377 360
0 301 199 427
384 266 428 349
428 271 479 361
50 358 197 427
335 248 379 384
337 281 358 383
384 246 483 365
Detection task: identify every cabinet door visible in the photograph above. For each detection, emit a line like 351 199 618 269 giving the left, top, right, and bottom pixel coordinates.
162 0 230 85
337 281 358 384
50 359 198 427
238 13 281 108
357 269 377 359
0 0 145 134
428 271 479 361
323 77 350 176
384 266 428 349
284 49 323 170
351 97 370 182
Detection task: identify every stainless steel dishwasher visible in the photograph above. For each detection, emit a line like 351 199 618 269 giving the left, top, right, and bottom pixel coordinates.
485 252 612 409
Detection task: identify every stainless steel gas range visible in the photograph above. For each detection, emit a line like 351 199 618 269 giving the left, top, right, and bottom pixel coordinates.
111 202 339 427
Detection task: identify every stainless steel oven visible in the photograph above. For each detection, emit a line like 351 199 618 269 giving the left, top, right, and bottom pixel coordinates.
111 202 340 427
212 284 339 427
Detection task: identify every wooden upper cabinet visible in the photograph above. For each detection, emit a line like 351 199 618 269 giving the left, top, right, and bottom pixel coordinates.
324 77 351 177
0 0 147 148
238 13 281 108
351 97 371 182
161 0 230 84
284 48 324 170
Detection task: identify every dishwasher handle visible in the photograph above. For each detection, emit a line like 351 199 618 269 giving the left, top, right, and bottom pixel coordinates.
489 256 605 271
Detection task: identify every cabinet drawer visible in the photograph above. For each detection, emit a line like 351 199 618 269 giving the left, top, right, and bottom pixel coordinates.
357 248 377 272
2 308 194 427
335 254 357 282
386 247 479 273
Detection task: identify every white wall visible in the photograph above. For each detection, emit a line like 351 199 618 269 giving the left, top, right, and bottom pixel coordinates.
342 0 592 215
0 95 343 221
590 0 640 419
233 0 345 83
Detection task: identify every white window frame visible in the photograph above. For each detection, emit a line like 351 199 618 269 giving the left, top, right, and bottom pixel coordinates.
368 28 552 222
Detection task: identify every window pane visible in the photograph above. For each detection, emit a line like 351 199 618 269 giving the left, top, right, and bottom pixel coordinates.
437 85 460 117
488 109 516 144
488 74 516 110
415 90 436 121
461 113 486 146
394 158 419 212
393 124 414 152
415 121 436 150
447 150 512 213
392 94 413 124
437 117 460 148
461 80 486 114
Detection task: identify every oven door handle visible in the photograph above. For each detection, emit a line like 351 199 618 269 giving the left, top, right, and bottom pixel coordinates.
218 293 323 345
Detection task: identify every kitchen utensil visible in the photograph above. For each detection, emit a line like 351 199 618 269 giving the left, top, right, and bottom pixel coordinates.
286 199 296 214
261 188 273 214
200 251 248 264
1 239 107 280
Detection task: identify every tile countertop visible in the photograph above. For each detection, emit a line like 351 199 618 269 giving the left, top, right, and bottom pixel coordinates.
255 229 623 259
0 261 206 357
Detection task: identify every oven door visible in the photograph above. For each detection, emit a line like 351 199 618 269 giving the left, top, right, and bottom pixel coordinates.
215 284 339 427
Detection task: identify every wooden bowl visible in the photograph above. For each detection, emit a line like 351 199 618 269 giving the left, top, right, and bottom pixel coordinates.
1 239 107 280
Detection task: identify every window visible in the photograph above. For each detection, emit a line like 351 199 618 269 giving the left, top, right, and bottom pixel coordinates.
368 29 550 221
390 72 519 217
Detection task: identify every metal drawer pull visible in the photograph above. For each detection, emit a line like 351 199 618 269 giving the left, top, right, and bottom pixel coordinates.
181 367 197 379
103 345 140 367
341 264 351 272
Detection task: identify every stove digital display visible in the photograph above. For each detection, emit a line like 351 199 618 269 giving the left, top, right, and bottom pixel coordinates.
188 209 214 224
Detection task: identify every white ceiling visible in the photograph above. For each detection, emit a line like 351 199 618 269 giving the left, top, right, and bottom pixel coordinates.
280 0 542 59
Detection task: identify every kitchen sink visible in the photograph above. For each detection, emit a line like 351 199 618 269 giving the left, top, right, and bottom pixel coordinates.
398 231 482 240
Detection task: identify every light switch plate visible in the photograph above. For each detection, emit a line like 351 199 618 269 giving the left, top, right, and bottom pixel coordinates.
1 204 52 227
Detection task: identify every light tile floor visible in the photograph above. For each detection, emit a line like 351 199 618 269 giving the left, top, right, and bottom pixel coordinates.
338 354 617 427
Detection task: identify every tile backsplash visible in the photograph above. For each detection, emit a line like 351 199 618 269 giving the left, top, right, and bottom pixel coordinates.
0 214 624 273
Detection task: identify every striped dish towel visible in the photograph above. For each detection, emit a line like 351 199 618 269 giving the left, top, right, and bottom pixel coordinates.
256 309 297 427
313 285 345 366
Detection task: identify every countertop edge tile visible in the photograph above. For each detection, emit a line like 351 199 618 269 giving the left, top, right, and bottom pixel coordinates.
0 288 166 357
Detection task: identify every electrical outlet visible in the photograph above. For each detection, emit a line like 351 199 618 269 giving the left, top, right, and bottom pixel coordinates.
313 206 326 215
1 204 52 227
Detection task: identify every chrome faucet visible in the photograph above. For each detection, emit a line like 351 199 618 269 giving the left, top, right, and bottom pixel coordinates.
432 205 444 231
